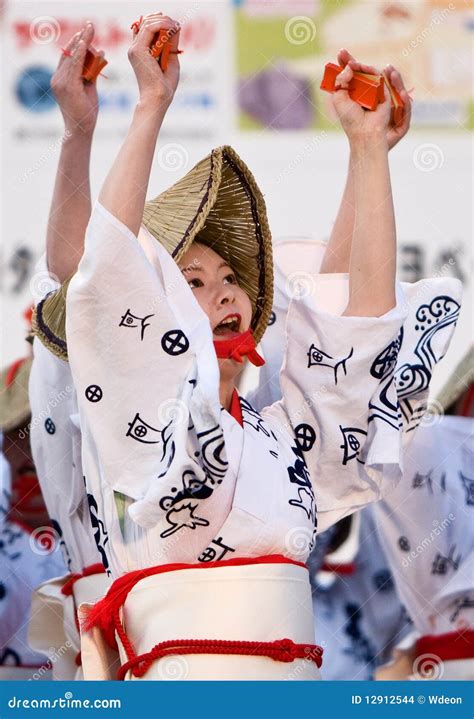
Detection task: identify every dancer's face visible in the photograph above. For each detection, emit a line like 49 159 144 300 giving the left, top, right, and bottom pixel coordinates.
179 242 253 342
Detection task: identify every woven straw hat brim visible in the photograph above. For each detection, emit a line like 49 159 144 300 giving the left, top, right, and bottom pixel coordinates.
142 145 273 343
0 357 32 432
32 145 273 361
435 346 474 414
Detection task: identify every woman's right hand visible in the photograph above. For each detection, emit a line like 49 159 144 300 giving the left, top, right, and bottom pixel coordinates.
336 48 412 150
128 13 181 108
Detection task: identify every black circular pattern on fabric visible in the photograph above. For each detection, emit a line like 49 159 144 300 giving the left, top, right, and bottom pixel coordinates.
0 582 6 600
44 417 56 435
373 569 393 592
161 329 189 356
294 423 316 452
85 385 103 403
398 536 410 552
268 311 276 326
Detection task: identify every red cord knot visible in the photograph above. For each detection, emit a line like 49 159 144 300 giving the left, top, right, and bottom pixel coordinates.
272 638 298 662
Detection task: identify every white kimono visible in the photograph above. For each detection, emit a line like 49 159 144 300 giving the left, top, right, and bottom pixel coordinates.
65 203 462 576
374 415 474 679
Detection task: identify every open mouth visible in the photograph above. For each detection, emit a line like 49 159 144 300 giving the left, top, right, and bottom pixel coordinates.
213 313 242 338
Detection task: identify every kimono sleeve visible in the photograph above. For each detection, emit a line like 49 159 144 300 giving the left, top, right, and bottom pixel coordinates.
66 202 222 507
262 274 462 532
29 338 100 572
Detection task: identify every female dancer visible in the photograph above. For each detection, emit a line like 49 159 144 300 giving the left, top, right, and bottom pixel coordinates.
33 15 460 680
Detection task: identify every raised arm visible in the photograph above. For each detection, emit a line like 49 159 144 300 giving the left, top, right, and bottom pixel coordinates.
320 49 412 276
47 23 101 282
98 13 180 235
331 62 399 317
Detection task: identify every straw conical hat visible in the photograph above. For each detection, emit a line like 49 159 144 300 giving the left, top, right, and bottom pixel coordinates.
0 357 32 432
32 145 273 362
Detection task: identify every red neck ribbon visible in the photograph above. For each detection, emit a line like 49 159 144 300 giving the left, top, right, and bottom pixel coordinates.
229 389 243 426
213 329 265 367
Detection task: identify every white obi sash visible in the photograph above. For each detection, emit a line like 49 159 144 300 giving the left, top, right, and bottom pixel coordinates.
80 556 322 681
28 569 110 680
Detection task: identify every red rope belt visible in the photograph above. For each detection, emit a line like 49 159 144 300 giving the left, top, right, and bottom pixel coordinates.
84 554 323 680
117 636 323 681
415 629 474 663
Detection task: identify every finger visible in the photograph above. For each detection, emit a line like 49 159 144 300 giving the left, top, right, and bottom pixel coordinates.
349 60 379 76
398 87 412 129
57 30 82 68
143 11 165 20
137 17 179 38
387 67 404 93
131 12 164 35
82 21 95 48
337 48 355 68
385 67 412 129
135 17 181 51
335 64 353 90
89 46 105 58
71 38 89 79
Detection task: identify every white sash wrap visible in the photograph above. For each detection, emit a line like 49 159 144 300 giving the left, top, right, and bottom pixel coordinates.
80 560 321 681
28 572 110 680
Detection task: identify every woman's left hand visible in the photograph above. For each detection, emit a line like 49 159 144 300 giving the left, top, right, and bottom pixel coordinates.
335 49 412 150
331 60 391 146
